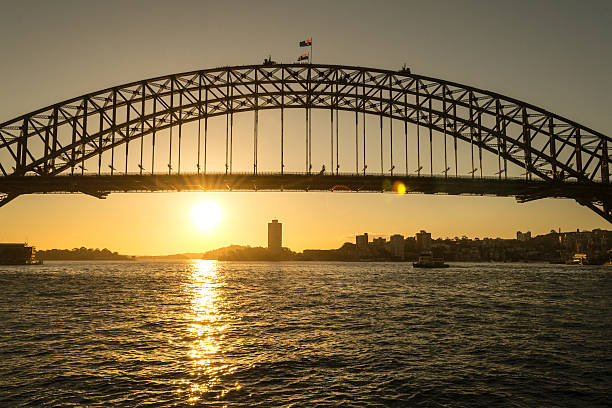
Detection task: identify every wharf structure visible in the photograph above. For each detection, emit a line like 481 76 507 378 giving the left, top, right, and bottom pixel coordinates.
0 243 41 265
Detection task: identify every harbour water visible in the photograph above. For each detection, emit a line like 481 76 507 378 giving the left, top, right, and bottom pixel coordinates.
0 261 610 407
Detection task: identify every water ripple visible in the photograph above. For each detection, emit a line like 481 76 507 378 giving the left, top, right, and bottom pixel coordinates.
0 261 610 406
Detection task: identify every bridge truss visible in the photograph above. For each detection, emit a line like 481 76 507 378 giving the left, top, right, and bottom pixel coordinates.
0 63 610 221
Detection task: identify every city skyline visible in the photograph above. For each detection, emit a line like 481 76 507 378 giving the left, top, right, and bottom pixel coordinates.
24 220 608 257
190 223 612 264
1 0 611 255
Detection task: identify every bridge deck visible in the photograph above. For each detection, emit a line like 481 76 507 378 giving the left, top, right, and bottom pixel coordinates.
1 173 609 203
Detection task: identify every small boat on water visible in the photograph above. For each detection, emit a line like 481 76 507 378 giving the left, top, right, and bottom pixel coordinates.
413 252 449 268
566 253 589 265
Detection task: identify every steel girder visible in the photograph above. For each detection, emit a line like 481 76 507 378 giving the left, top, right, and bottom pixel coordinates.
0 64 610 220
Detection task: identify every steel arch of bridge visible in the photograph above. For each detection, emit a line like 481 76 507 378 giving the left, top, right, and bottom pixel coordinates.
0 63 610 221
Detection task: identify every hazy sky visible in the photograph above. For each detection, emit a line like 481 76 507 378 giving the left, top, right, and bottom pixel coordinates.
0 0 611 254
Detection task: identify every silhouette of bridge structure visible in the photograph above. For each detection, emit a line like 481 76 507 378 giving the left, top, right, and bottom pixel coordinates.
0 63 610 221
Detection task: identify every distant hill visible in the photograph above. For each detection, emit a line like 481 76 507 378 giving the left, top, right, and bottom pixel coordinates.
202 245 293 261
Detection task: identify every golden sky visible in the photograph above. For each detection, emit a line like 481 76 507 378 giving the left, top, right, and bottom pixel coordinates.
0 1 610 254
0 191 606 255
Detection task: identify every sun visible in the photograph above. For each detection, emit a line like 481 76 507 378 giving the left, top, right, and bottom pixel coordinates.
191 201 222 231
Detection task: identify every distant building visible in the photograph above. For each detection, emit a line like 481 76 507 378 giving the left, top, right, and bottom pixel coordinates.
372 237 386 249
268 219 282 256
416 230 432 249
356 233 369 250
404 236 417 254
517 231 532 241
389 234 405 259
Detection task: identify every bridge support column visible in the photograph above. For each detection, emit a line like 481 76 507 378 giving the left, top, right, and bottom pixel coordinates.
549 116 557 180
601 137 609 183
575 127 583 177
416 81 421 176
469 93 475 178
43 116 51 174
16 117 28 176
81 99 88 175
522 107 532 180
495 100 502 178
52 107 58 173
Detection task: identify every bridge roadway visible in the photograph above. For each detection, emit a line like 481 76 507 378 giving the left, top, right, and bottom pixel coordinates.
1 173 609 205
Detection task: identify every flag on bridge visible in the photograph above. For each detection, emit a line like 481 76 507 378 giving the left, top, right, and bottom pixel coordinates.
299 38 312 47
297 53 309 61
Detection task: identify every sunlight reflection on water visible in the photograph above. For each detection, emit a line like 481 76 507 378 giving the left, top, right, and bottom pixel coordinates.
180 260 238 404
0 262 610 406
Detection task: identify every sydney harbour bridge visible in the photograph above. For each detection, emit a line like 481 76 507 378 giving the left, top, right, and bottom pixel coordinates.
0 63 610 222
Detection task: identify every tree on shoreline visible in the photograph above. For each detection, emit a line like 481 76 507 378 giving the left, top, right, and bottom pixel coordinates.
36 247 133 261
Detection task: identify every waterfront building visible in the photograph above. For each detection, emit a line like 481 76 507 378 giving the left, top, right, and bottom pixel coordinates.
268 219 282 256
356 233 369 250
389 234 405 259
416 230 432 249
0 243 40 265
372 237 386 249
517 231 532 241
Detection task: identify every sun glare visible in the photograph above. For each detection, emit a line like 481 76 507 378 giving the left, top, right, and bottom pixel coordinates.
192 201 222 231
